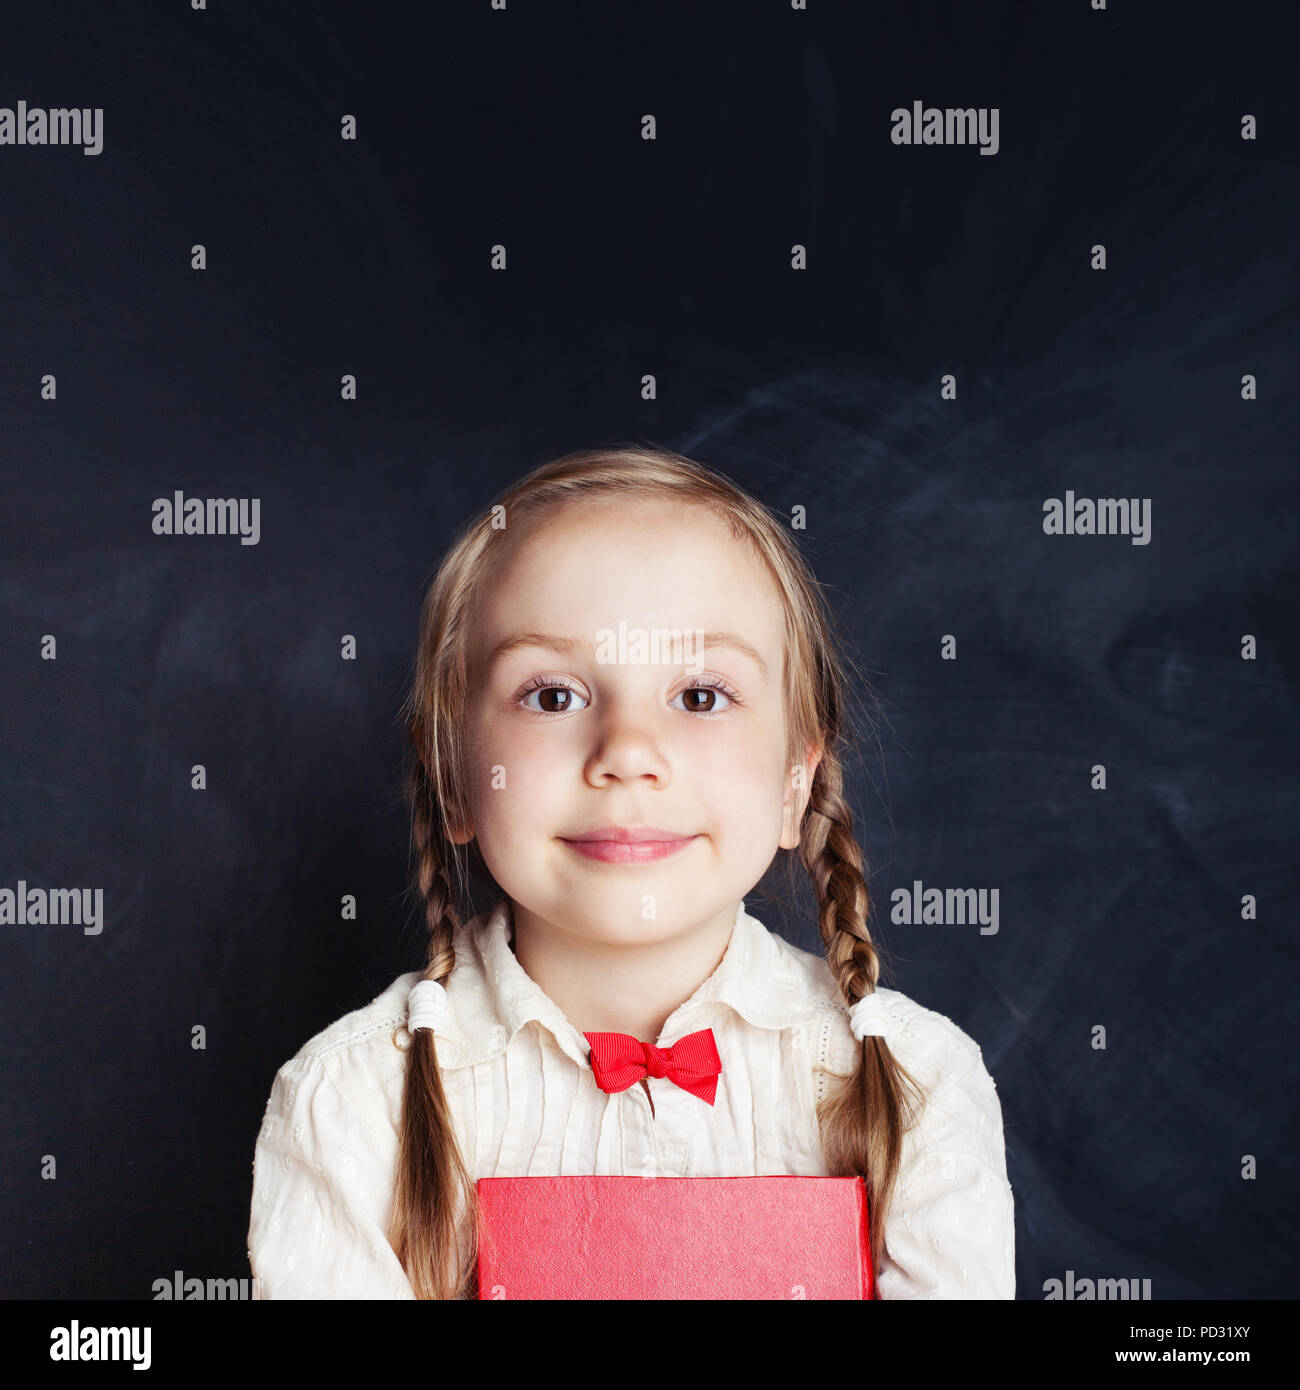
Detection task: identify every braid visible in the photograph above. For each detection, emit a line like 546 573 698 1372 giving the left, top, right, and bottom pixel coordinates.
801 752 877 999
387 749 479 1298
801 747 925 1282
409 752 461 976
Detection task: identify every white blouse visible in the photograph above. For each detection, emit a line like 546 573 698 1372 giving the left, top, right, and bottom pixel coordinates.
247 898 1015 1299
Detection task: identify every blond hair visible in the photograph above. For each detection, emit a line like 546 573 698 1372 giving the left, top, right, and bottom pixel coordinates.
389 443 926 1298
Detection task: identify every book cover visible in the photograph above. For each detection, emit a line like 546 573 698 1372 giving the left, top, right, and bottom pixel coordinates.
476 1174 874 1300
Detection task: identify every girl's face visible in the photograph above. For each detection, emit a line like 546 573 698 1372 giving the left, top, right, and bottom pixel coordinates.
456 496 820 946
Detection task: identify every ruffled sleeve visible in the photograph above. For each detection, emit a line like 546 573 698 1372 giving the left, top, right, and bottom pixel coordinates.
875 1003 1016 1299
247 1052 415 1299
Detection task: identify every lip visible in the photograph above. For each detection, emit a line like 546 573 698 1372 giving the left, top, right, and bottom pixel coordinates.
564 826 694 843
558 826 700 865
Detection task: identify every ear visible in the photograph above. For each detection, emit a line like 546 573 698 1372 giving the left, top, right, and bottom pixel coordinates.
779 742 824 849
446 817 476 846
444 798 476 845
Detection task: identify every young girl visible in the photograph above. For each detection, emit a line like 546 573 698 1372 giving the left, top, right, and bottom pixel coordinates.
247 445 1015 1300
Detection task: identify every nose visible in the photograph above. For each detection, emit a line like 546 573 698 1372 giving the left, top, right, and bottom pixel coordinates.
582 705 672 788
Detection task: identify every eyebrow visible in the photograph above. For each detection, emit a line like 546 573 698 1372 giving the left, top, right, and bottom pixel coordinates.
485 630 770 680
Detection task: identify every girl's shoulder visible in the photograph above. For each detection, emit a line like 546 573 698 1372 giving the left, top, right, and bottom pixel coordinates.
756 922 989 1073
798 946 1003 1120
783 931 992 1075
288 970 424 1065
267 942 490 1096
802 958 1008 1170
251 972 426 1170
822 979 993 1080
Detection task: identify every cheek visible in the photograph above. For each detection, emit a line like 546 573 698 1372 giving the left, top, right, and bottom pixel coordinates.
690 724 790 834
465 717 564 836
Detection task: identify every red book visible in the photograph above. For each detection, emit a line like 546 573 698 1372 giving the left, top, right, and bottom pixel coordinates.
476 1175 874 1300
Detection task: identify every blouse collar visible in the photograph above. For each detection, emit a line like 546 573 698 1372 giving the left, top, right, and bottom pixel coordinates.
433 895 835 1071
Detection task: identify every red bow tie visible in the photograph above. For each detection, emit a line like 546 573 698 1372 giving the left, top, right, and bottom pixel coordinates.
583 1027 722 1106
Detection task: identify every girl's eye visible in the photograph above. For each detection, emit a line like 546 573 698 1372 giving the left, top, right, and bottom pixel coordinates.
515 676 742 717
670 679 738 716
518 679 590 715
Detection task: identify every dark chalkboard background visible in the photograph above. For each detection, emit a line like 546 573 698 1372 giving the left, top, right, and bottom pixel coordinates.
1 0 1296 1301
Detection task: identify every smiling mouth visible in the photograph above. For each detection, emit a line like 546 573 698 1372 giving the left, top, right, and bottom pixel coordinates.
557 832 700 865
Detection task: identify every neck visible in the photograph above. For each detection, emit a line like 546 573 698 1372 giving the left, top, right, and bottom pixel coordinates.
509 899 740 1044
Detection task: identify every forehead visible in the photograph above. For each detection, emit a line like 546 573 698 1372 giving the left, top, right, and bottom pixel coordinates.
470 496 786 660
